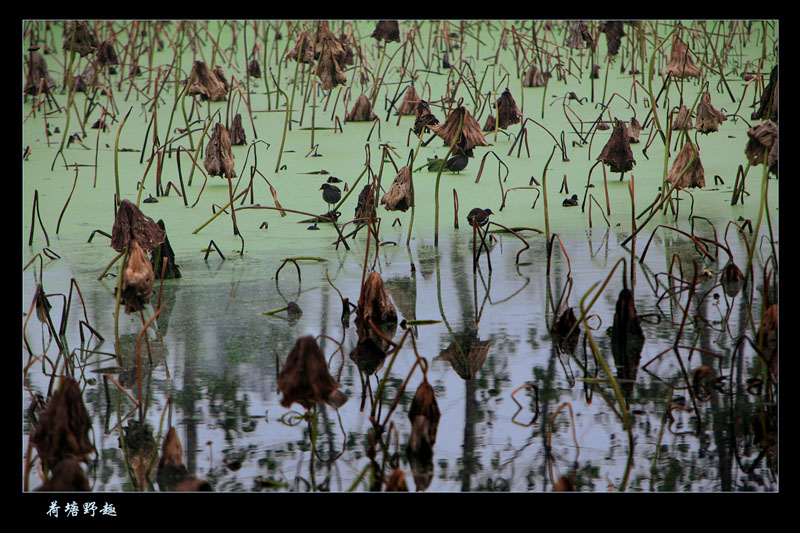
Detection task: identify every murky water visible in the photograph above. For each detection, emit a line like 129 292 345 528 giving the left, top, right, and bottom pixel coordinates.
23 20 777 492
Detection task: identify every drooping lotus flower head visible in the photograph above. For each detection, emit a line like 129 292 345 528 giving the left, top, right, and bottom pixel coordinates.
664 38 701 79
204 122 236 178
381 165 414 212
494 88 523 130
695 92 726 134
597 119 636 173
371 20 400 43
430 106 488 157
666 140 705 188
346 94 377 122
413 99 439 135
745 120 778 175
187 61 227 101
277 335 347 410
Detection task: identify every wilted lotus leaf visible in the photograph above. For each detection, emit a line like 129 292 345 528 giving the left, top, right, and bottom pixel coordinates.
230 113 247 146
372 20 400 42
354 183 377 221
72 62 97 92
752 65 778 123
317 45 347 90
157 427 189 491
695 92 726 134
38 457 90 492
346 94 377 122
356 272 397 334
381 165 414 212
664 38 701 79
110 199 165 253
483 114 497 132
610 289 645 397
720 262 745 298
122 419 158 490
314 21 346 62
565 20 593 49
277 336 347 410
247 59 262 78
413 99 439 135
213 65 230 94
397 85 421 116
628 116 642 143
597 119 636 173
63 21 98 57
600 21 625 56
32 377 94 470
666 141 705 188
436 331 491 380
745 120 778 175
671 105 694 131
349 335 387 375
95 39 119 66
757 304 778 379
494 88 523 130
119 240 155 314
24 50 57 95
187 61 227 101
286 29 314 63
430 106 488 157
523 64 548 87
204 122 236 178
407 380 440 445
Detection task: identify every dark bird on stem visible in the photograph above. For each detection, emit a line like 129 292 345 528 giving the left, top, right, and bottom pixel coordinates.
320 183 341 213
563 194 579 207
466 207 493 228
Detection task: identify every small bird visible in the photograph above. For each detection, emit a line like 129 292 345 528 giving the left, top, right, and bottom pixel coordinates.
562 194 579 207
326 176 343 184
320 183 341 213
466 207 493 228
445 152 469 173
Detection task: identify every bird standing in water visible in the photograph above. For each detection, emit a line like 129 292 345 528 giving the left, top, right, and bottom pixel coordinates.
445 152 469 173
466 207 493 228
320 183 341 215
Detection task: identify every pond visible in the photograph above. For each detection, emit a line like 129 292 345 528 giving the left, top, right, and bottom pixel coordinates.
22 20 778 494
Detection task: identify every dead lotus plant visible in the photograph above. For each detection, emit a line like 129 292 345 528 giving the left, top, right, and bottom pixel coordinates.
372 20 400 42
667 140 705 188
597 119 636 173
600 21 625 56
695 92 726 134
204 122 236 178
286 29 314 63
564 20 592 49
664 38 701 79
397 85 421 116
671 105 694 131
381 165 414 212
187 60 227 101
406 379 440 491
317 44 348 90
523 64 549 87
63 21 98 57
431 105 488 157
745 120 778 175
493 88 523 130
413 99 439 135
230 113 247 146
277 335 348 410
31 377 95 471
346 94 377 122
24 50 57 95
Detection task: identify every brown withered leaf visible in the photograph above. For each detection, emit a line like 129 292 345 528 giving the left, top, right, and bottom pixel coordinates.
413 99 439 135
286 29 314 63
385 466 409 491
564 20 593 49
187 61 227 101
277 336 347 410
349 336 387 375
430 106 488 157
213 65 230 93
494 88 523 129
372 20 400 42
38 457 91 492
600 21 625 56
628 116 641 143
317 45 347 90
32 377 95 470
346 94 377 122
407 380 440 446
720 262 744 298
610 288 645 398
156 427 189 491
354 183 377 221
204 122 237 178
397 85 421 116
671 105 694 131
110 199 165 253
63 21 98 57
247 59 262 78
664 38 701 79
357 271 398 329
96 39 119 66
597 119 636 173
230 113 247 146
523 64 549 87
752 65 777 123
381 165 414 212
745 120 777 175
695 92 726 134
119 240 155 314
24 50 57 95
666 141 705 188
